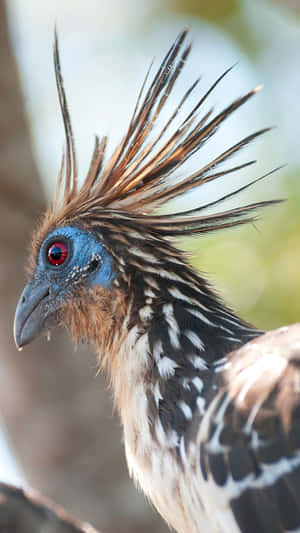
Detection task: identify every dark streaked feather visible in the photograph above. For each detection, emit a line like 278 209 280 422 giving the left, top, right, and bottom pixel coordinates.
50 27 279 240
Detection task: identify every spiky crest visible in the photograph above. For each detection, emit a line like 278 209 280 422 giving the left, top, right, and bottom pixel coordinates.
39 28 280 249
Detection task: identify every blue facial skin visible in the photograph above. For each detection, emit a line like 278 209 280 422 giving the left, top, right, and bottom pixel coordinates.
14 225 115 348
38 225 115 295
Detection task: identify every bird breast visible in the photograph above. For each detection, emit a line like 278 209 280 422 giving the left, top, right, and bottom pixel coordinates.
109 325 220 532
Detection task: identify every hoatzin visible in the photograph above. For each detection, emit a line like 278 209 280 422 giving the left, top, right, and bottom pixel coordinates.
14 28 300 533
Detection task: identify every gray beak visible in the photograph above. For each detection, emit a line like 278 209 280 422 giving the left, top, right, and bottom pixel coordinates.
14 281 52 350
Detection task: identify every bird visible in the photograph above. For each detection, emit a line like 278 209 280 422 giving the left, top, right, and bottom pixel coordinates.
13 27 300 533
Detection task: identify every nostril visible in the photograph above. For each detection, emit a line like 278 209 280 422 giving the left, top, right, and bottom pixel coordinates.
21 296 26 304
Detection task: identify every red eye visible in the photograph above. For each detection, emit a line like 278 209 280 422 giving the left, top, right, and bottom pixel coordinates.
47 242 68 266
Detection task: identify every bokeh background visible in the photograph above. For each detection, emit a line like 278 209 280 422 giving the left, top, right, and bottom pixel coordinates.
1 0 300 531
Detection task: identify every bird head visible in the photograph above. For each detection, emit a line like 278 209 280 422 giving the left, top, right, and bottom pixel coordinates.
14 28 278 353
14 222 118 348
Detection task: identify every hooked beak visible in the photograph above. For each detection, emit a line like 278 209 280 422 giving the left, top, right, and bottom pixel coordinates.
14 280 55 350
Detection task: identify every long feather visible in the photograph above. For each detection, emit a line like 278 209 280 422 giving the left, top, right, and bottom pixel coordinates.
53 29 77 206
50 27 279 239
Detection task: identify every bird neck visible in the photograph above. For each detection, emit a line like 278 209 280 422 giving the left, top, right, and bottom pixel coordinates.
104 262 261 441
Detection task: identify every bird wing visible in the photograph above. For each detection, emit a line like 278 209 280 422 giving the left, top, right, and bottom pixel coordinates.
197 323 300 533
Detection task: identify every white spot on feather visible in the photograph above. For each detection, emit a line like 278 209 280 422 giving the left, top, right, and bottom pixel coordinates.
158 356 178 379
168 286 191 303
193 376 204 393
153 381 162 405
185 330 205 351
187 307 215 327
188 354 207 370
179 401 193 420
144 287 156 298
139 305 153 321
197 396 206 415
153 340 163 363
163 303 180 349
130 247 159 263
144 276 159 290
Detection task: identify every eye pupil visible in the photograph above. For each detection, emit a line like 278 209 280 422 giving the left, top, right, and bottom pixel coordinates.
48 242 68 266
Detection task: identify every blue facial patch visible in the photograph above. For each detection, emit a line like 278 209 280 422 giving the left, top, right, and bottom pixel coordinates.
88 249 115 288
38 225 114 290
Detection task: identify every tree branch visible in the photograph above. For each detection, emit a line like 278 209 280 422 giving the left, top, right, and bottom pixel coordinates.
0 482 101 533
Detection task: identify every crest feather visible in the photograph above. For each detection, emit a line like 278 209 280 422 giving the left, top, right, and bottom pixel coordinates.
51 28 280 237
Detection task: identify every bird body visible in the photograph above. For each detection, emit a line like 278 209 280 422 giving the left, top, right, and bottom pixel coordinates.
14 28 300 532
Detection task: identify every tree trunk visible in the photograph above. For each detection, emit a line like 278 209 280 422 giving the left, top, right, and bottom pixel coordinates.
0 2 166 531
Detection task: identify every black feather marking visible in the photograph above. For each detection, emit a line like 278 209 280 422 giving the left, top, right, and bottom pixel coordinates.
228 442 257 482
282 464 300 509
199 442 208 481
208 452 228 486
230 466 300 533
230 489 283 533
255 431 288 465
267 474 300 530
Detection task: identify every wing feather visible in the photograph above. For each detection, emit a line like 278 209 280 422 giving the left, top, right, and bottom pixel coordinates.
197 324 300 532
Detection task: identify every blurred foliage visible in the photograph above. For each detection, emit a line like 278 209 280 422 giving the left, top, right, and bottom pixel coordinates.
168 0 239 23
273 0 300 16
169 0 300 57
185 169 300 331
170 0 300 22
